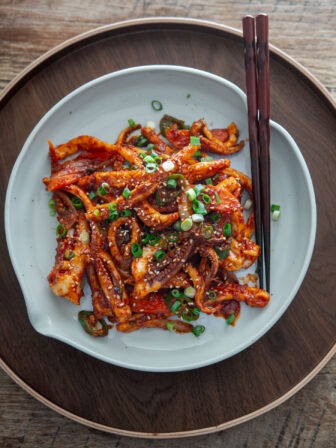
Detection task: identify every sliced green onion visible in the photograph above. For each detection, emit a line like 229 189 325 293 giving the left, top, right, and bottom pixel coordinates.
171 289 183 298
79 231 89 242
154 249 166 262
214 246 230 259
97 185 107 196
166 232 179 243
200 156 213 162
71 196 83 209
193 149 202 158
56 224 67 237
145 162 158 173
148 234 159 246
143 155 156 164
173 220 182 231
226 313 235 325
170 300 182 313
207 290 217 300
128 118 136 127
192 307 200 317
108 202 117 211
135 134 148 147
108 210 119 221
131 242 143 258
120 209 132 217
147 143 155 151
186 188 197 201
201 194 211 204
130 164 139 170
190 136 200 146
166 178 177 189
93 209 100 217
181 218 193 231
167 321 175 332
191 213 204 223
193 184 205 196
48 199 56 216
64 249 75 260
192 199 207 215
215 191 221 204
184 286 196 298
205 178 213 185
123 161 131 169
209 212 221 223
151 100 163 111
88 191 96 200
140 233 151 244
271 204 281 221
122 187 131 199
202 224 214 239
223 222 232 237
192 325 206 337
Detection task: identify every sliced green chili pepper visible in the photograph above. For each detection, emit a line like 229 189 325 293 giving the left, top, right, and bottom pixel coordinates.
159 114 186 136
78 310 108 337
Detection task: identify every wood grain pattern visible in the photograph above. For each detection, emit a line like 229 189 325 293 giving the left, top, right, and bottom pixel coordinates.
0 1 335 447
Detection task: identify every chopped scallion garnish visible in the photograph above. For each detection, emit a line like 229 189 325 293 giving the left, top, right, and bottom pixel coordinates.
223 222 232 237
226 313 235 325
186 188 197 201
88 191 96 200
201 194 211 204
202 224 214 239
190 136 200 146
71 196 83 209
120 209 132 217
209 212 221 223
184 286 196 298
193 184 205 196
128 118 136 127
56 224 67 237
122 187 131 199
48 198 56 216
205 178 213 185
192 199 207 215
192 325 206 337
64 249 75 260
181 217 193 231
154 249 166 262
170 300 182 313
131 242 142 258
145 162 158 173
167 321 175 332
151 100 163 111
207 290 217 300
200 156 213 162
215 191 221 204
166 178 177 189
171 289 183 298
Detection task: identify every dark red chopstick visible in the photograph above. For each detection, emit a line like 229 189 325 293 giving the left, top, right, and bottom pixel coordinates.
242 15 264 290
256 14 271 292
242 14 271 292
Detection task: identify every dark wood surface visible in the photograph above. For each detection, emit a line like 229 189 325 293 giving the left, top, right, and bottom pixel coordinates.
1 1 335 447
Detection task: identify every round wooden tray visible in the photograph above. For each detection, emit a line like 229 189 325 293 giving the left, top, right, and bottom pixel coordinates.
1 18 335 438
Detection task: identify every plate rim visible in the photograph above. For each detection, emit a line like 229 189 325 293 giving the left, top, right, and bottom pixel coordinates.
4 64 317 372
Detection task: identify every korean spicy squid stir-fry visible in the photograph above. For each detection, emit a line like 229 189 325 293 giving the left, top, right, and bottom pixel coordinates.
43 115 270 338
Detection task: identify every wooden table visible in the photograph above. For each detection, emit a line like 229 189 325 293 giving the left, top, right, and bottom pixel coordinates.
1 1 335 446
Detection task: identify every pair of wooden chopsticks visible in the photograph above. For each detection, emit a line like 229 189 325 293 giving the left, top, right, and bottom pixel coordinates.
242 14 270 292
